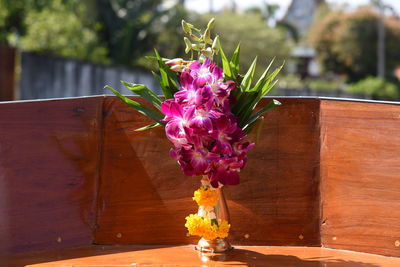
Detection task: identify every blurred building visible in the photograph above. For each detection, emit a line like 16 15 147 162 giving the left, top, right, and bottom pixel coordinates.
283 0 325 36
282 0 325 79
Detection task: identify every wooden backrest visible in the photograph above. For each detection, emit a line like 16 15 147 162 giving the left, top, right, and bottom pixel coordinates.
0 97 102 254
94 97 321 247
1 96 399 257
320 100 400 257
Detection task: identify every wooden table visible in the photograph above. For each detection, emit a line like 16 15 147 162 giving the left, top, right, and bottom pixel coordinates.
4 245 400 267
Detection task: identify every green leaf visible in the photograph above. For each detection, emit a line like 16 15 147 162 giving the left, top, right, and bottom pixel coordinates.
243 116 263 135
261 79 279 97
211 218 219 227
145 56 170 61
238 63 283 125
121 81 162 110
105 85 164 123
251 58 275 92
232 91 258 117
255 99 281 117
135 122 163 131
230 43 240 77
219 44 233 80
240 56 257 92
242 99 281 130
154 49 179 98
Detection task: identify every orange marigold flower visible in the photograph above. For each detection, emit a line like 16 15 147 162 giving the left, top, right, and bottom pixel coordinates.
185 214 230 240
193 187 219 207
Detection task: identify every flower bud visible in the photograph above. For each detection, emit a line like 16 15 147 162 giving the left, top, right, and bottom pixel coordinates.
181 20 192 35
204 28 212 44
207 18 215 30
184 37 192 53
201 47 212 58
189 33 201 42
170 65 184 72
165 58 183 66
191 43 201 51
212 35 220 54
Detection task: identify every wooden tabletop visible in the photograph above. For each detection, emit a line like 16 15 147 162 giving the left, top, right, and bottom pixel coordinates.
3 245 400 267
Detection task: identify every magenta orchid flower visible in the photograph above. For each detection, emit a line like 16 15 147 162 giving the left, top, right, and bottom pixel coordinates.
161 58 254 187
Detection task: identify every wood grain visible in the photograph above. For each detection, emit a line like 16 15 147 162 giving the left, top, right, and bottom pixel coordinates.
0 97 103 254
320 100 400 257
2 96 400 258
94 97 321 246
0 45 15 101
3 245 400 267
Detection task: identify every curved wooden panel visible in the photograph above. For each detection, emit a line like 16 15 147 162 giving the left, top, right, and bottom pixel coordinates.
320 100 400 257
0 97 103 254
94 97 321 246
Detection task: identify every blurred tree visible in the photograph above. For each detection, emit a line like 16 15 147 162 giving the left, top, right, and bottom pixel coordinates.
347 76 399 100
96 0 165 66
0 0 29 44
153 3 188 59
198 11 293 77
19 0 108 63
309 7 400 81
136 2 190 70
0 0 108 63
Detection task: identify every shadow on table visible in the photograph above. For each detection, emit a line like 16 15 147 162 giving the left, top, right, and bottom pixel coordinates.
200 248 380 267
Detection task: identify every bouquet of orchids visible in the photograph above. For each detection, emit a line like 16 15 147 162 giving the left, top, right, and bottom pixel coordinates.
106 18 282 243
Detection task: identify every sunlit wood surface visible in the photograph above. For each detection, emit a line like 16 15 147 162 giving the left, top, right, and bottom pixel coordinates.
1 97 400 259
3 245 400 267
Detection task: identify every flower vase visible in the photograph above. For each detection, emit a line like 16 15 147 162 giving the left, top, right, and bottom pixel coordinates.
195 177 232 253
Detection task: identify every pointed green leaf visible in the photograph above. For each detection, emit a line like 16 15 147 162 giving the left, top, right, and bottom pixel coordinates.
261 79 279 97
242 99 281 131
254 99 282 118
219 44 233 80
240 56 257 92
243 116 262 135
121 81 162 110
238 64 283 125
231 91 258 116
151 71 169 97
105 85 164 123
250 58 275 92
261 65 283 95
154 49 179 98
145 56 170 61
135 122 163 131
211 218 219 227
230 43 240 77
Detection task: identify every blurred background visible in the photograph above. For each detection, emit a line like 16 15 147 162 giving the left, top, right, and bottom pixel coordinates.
0 0 399 101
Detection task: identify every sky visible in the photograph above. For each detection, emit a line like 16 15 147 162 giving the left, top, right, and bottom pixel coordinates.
184 0 400 17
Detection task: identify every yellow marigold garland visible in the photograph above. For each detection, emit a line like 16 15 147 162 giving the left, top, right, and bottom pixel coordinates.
185 186 230 241
185 214 230 240
193 187 219 207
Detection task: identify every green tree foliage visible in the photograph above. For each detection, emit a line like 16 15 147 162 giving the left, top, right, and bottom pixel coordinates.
0 0 108 63
97 0 165 66
20 0 108 63
309 7 400 81
198 11 292 77
347 76 400 100
0 0 28 44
